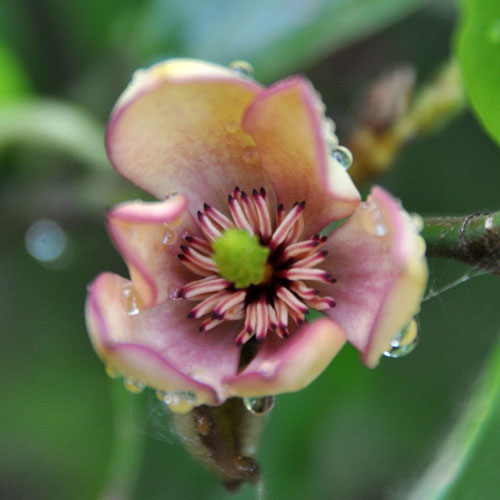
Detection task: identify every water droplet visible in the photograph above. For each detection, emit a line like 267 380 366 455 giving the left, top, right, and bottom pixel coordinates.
332 146 353 170
158 390 197 413
225 121 239 134
411 213 424 232
124 378 145 393
243 396 275 415
484 215 494 230
105 365 121 379
383 318 419 358
165 192 178 200
229 60 254 78
162 225 177 245
123 282 140 316
25 219 68 265
243 146 260 164
360 201 387 237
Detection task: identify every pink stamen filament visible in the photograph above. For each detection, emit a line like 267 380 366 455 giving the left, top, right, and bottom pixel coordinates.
178 187 336 345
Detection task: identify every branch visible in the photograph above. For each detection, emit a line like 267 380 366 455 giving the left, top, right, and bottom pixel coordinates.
422 211 500 275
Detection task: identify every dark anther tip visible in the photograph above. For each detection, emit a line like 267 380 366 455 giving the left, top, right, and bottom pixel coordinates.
180 244 188 251
197 210 203 218
241 190 247 198
184 235 193 242
278 203 284 210
203 202 210 211
299 200 306 208
228 194 234 203
177 254 185 260
252 188 258 196
260 187 266 195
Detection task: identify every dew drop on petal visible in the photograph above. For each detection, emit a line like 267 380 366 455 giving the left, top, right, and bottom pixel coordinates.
162 225 177 245
123 282 140 316
383 318 419 358
229 60 254 78
243 146 260 164
484 215 494 230
332 146 353 170
225 121 239 134
158 390 197 413
243 396 275 415
124 378 145 393
105 365 121 379
360 201 387 237
165 192 178 200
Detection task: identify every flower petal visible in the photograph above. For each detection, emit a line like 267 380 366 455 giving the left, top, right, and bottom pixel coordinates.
321 186 428 368
107 58 271 209
85 272 243 404
223 319 346 397
242 76 360 234
107 194 196 308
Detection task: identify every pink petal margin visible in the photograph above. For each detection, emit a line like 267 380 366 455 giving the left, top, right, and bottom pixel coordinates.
106 58 272 211
243 76 360 234
223 319 346 397
322 186 428 368
85 273 243 405
107 194 197 308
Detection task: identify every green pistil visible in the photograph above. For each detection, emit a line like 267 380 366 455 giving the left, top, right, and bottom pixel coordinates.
213 229 270 288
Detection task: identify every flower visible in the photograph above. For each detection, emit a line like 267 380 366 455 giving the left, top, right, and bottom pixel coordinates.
85 59 428 413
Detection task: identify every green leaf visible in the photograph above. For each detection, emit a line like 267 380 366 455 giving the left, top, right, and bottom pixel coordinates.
0 40 29 104
136 0 432 82
407 337 500 500
457 0 500 146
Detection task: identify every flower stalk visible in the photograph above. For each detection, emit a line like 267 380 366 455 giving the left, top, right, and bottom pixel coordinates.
422 211 500 275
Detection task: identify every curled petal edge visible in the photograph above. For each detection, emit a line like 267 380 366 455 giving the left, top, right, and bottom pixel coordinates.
107 194 194 308
223 318 346 397
85 272 220 406
362 187 428 367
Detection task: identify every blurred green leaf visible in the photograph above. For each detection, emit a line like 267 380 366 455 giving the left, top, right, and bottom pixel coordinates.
457 0 500 147
407 336 500 500
0 39 29 104
0 99 107 169
134 0 432 81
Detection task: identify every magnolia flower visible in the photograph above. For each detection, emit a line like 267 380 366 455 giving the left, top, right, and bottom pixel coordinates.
85 59 428 413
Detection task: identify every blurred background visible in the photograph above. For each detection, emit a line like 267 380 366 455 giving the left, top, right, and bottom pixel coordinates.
1 1 499 499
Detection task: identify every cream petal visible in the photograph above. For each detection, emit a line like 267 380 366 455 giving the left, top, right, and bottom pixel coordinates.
107 58 271 210
321 187 428 368
242 76 360 234
223 319 346 397
107 194 197 307
85 272 243 404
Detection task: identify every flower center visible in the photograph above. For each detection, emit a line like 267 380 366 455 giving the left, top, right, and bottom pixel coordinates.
177 187 336 346
213 229 270 288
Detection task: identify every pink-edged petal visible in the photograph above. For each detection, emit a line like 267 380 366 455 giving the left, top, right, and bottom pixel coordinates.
107 194 197 308
107 58 272 210
242 76 360 234
223 319 346 397
321 186 428 368
85 272 243 405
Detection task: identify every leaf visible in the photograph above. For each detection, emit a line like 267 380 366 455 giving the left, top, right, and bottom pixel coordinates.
0 40 29 104
135 0 432 82
406 336 500 500
457 0 500 147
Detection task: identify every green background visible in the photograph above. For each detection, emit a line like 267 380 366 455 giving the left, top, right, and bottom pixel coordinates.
1 1 499 499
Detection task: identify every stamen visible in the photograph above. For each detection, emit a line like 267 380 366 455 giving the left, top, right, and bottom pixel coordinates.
252 189 272 242
180 276 231 299
292 250 328 269
180 245 218 273
228 195 254 234
198 211 222 242
269 201 305 250
177 254 213 277
213 289 247 319
184 235 212 255
204 203 235 231
178 187 337 346
277 268 336 283
276 286 309 315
